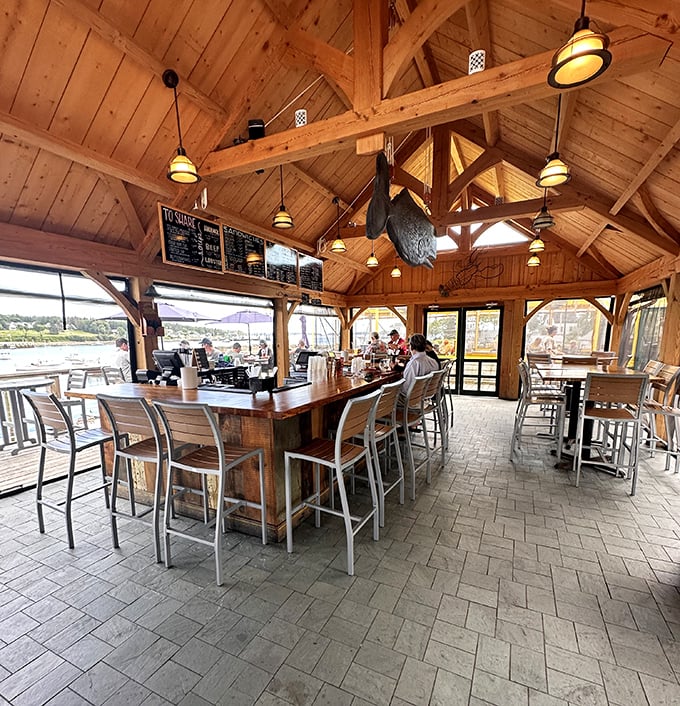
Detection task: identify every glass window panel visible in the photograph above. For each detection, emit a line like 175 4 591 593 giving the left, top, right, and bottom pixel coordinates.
350 307 407 351
463 361 479 375
425 312 458 359
481 362 497 376
463 377 479 390
474 221 529 247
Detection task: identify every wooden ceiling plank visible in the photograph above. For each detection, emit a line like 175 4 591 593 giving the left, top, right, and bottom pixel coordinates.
287 164 350 212
383 0 466 95
99 174 147 251
576 222 608 258
51 0 228 126
635 185 680 245
447 148 502 207
0 109 175 198
610 112 680 214
393 0 441 89
203 26 669 177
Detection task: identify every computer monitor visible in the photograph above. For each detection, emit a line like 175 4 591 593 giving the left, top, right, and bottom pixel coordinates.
192 347 209 370
295 350 318 370
152 350 184 377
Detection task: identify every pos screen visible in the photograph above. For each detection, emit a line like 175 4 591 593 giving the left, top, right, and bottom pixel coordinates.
152 350 184 376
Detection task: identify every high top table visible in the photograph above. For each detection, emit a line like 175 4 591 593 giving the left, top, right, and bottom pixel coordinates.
0 377 56 454
68 371 399 541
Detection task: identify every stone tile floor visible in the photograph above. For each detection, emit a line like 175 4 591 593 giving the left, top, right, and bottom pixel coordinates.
1 396 680 705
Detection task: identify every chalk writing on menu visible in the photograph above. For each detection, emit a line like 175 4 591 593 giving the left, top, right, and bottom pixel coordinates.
159 205 223 272
298 254 323 292
222 225 265 277
266 241 298 284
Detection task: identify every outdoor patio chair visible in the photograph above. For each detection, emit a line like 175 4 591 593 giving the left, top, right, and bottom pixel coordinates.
60 368 89 429
400 372 435 501
22 391 113 548
102 366 125 385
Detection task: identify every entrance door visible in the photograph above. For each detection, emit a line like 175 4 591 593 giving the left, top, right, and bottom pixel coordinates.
425 307 502 395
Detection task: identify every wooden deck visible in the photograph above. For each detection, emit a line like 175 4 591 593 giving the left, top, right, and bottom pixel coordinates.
0 444 101 496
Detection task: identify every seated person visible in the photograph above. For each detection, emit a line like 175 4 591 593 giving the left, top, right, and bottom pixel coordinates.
178 339 192 354
365 332 387 356
425 340 442 369
231 341 244 365
201 337 222 363
291 339 308 366
258 339 273 364
398 334 439 391
387 328 409 356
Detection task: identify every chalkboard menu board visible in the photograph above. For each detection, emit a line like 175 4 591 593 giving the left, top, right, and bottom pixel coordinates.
159 205 223 272
222 225 265 278
299 254 323 292
266 242 298 284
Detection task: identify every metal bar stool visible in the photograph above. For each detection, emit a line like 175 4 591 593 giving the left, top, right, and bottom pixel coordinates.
102 366 125 385
22 391 113 549
400 372 434 501
284 388 381 576
422 368 448 467
60 369 89 429
153 401 266 586
97 394 165 562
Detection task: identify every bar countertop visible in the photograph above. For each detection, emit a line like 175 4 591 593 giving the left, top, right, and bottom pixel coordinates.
68 371 400 420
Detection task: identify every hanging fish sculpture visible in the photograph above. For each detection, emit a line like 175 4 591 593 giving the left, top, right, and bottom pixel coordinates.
365 152 437 268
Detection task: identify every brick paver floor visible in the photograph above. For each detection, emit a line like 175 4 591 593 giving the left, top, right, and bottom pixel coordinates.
1 396 679 705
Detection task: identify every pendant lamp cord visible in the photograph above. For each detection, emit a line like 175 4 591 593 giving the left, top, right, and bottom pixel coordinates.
553 94 562 154
58 273 66 331
279 165 284 204
172 86 183 149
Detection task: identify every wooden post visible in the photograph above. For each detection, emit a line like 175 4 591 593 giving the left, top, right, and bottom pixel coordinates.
498 298 524 400
129 277 157 371
659 274 680 365
274 298 288 385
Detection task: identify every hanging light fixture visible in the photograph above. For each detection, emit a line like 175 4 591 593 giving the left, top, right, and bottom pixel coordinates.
548 0 612 89
527 254 541 267
366 243 379 268
390 261 402 278
162 69 200 184
330 196 346 253
246 250 263 265
532 189 555 231
537 94 571 188
272 165 294 228
529 234 545 253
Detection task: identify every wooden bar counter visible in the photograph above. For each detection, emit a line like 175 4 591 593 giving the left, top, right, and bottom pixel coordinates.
71 372 398 541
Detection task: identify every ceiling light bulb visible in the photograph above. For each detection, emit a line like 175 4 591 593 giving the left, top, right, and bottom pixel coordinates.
536 153 571 188
330 238 346 254
366 252 379 268
272 207 294 229
390 264 402 278
529 235 545 253
527 254 541 267
168 149 200 184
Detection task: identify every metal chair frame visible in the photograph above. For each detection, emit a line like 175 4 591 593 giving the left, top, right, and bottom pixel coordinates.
22 391 113 548
400 373 435 501
284 388 381 576
60 369 89 429
102 366 125 385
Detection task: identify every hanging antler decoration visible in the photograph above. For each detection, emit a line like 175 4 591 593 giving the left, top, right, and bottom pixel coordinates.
438 250 504 296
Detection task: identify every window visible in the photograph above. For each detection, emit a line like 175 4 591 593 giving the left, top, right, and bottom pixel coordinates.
619 286 666 369
288 305 340 352
351 307 408 351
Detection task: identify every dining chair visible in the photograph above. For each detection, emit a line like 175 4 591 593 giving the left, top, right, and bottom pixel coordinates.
102 366 126 385
400 372 435 501
573 373 649 494
562 355 597 365
641 364 680 460
153 401 266 586
284 388 381 576
97 394 165 562
60 369 89 429
22 391 113 548
422 368 449 466
512 360 566 461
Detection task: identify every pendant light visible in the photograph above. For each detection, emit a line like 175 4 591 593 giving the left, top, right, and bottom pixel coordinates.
162 69 200 184
272 165 294 229
529 234 545 253
548 0 611 89
246 250 263 265
366 243 379 268
390 261 402 278
537 94 571 188
330 196 347 253
532 189 555 231
527 254 541 267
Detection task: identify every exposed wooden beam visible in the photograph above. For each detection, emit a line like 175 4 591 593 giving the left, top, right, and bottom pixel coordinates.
393 166 427 197
450 135 466 176
610 113 680 214
447 148 502 207
438 194 584 228
393 0 441 90
465 0 499 147
287 164 350 212
617 254 680 294
282 29 354 106
52 0 227 125
0 109 174 198
81 270 138 324
354 0 386 109
203 26 667 178
431 125 451 220
383 0 465 95
98 175 147 251
576 222 608 258
634 186 680 246
554 91 578 153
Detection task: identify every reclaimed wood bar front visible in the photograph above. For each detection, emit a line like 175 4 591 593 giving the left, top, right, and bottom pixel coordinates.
71 373 398 542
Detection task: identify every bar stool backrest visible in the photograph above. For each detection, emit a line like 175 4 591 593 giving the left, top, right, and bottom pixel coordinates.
375 380 402 424
404 373 434 412
643 359 664 376
154 402 218 451
426 369 447 400
98 395 160 445
584 373 648 409
527 352 551 366
67 369 88 390
338 389 381 447
102 366 125 385
22 391 74 442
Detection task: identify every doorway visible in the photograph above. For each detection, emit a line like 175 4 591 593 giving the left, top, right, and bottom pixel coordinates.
425 306 503 395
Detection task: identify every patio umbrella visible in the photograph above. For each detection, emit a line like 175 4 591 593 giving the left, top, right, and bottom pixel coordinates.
209 310 273 354
100 302 212 322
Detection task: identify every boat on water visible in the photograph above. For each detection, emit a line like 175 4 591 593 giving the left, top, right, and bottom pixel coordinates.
0 351 10 360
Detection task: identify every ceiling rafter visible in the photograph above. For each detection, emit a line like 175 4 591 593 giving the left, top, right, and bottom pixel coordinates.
634 186 680 246
203 26 669 178
392 0 441 90
98 175 146 251
576 222 609 258
610 112 680 215
447 148 502 207
287 164 351 212
554 91 578 153
383 0 465 95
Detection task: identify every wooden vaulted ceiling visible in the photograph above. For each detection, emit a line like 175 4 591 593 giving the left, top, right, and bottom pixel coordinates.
1 0 679 304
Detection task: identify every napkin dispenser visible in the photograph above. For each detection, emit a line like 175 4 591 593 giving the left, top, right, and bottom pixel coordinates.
249 376 276 394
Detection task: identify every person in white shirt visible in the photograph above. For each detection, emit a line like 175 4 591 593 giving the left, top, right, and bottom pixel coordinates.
401 333 439 391
114 337 131 382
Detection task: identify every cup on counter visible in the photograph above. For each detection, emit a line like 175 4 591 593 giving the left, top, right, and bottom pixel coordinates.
180 366 199 389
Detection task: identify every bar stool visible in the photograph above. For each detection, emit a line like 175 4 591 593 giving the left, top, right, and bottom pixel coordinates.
102 366 125 385
284 388 381 576
97 394 165 562
371 380 405 527
153 401 266 586
422 368 448 466
400 372 434 501
22 391 113 549
60 369 89 429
